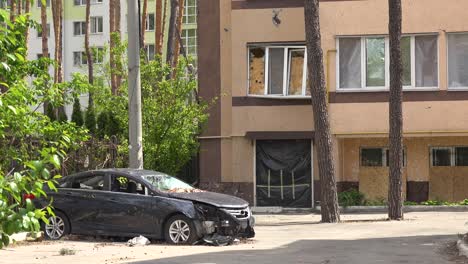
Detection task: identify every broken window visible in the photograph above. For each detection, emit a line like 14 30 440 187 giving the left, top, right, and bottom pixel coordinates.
248 45 308 96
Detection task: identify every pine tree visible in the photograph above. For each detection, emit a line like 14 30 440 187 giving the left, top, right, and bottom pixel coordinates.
71 97 84 126
85 105 96 135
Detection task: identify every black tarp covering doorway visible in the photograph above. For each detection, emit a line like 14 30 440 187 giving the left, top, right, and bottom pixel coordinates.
256 140 312 208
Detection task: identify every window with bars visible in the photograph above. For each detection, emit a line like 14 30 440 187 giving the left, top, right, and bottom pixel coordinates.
431 147 468 166
360 147 407 167
183 0 197 24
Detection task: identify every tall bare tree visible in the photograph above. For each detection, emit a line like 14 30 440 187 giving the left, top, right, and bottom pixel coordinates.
10 0 16 22
51 0 63 83
24 0 31 56
17 0 22 16
140 0 148 49
388 0 404 220
40 0 48 59
109 0 116 94
166 0 180 67
155 0 164 56
85 0 94 105
304 0 340 223
172 0 184 68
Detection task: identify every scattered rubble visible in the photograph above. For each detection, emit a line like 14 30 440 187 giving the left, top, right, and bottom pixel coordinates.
126 236 150 247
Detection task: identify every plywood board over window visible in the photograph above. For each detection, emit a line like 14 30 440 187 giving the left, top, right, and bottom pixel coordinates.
288 50 304 95
248 47 265 95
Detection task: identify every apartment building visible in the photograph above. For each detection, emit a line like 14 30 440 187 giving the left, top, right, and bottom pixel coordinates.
24 0 197 115
197 0 468 208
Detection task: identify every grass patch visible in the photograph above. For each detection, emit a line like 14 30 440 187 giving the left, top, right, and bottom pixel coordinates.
59 248 76 256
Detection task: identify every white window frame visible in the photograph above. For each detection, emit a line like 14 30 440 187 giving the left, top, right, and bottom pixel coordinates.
183 0 197 25
90 16 103 34
37 0 50 8
446 32 468 91
144 44 155 61
336 34 439 92
145 13 155 31
247 45 309 98
37 23 50 38
73 21 86 36
74 0 102 6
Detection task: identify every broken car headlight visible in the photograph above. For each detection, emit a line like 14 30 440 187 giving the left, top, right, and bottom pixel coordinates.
194 203 218 218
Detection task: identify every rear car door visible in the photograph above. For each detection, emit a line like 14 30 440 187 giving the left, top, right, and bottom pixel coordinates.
62 173 111 234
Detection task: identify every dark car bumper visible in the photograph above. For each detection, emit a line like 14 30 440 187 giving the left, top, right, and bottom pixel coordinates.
194 214 255 239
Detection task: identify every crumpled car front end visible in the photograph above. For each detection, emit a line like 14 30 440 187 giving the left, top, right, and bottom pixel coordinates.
194 203 255 243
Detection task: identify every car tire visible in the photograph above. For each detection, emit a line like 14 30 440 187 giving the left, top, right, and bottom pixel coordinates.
42 211 70 240
164 215 199 245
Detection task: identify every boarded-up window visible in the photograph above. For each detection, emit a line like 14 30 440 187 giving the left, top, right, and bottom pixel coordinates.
248 45 309 96
288 49 305 95
248 47 265 95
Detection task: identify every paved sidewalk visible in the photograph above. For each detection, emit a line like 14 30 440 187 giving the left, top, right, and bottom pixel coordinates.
1 212 467 264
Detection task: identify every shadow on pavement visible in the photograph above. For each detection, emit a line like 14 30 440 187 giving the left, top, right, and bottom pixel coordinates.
131 235 462 264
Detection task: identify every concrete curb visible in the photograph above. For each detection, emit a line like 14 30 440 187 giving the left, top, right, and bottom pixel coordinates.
252 205 468 214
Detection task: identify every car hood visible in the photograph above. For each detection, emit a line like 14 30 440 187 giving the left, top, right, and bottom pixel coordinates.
168 191 249 208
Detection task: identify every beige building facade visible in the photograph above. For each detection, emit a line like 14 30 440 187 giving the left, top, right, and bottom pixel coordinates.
197 0 468 207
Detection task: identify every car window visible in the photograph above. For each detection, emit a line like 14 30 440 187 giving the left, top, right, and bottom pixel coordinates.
111 175 147 195
69 175 105 191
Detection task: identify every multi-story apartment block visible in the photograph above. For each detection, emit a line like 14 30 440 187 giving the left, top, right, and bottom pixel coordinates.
197 0 468 208
22 0 197 115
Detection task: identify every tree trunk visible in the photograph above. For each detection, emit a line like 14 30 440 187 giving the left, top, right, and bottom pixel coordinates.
109 0 117 94
155 0 163 56
85 0 94 105
17 0 22 16
161 0 167 55
172 0 184 69
10 0 16 22
24 0 31 57
51 0 63 83
166 0 179 67
140 0 148 50
304 0 340 223
114 0 122 90
41 0 48 59
388 0 404 220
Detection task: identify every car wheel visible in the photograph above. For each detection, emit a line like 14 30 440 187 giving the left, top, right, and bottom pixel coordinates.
164 215 198 245
42 211 70 240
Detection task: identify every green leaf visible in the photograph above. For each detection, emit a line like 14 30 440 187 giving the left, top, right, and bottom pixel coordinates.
1 62 10 71
49 155 60 169
7 105 17 115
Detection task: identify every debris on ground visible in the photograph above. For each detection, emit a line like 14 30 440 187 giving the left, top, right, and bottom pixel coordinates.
59 248 76 256
201 234 235 246
126 236 150 247
457 233 468 258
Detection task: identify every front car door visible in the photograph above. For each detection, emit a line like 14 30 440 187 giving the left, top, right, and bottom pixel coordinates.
97 174 158 236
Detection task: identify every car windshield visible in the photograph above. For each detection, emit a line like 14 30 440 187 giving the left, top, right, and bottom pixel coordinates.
141 173 194 192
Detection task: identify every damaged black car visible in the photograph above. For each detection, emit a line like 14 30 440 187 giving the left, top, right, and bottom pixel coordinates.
34 169 255 244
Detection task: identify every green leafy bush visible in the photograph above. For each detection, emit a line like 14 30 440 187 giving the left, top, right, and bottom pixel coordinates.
0 11 88 248
338 189 365 207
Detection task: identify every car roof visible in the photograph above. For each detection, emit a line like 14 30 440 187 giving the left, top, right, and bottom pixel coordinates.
71 168 168 178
